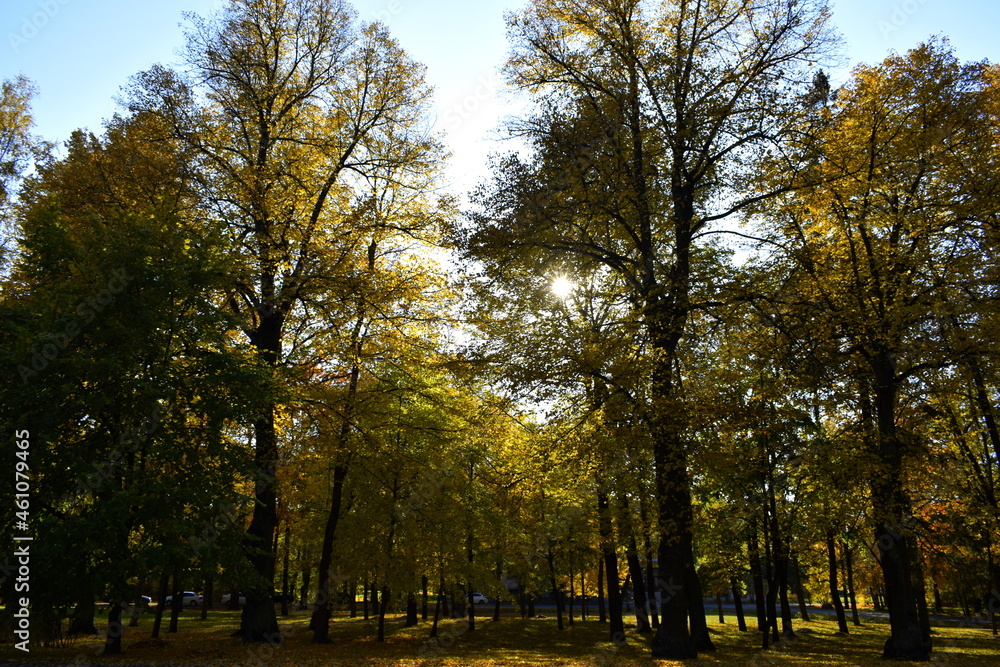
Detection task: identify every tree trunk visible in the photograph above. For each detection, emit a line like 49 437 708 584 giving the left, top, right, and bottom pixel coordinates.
151 571 169 639
280 526 290 617
168 570 182 634
377 586 389 642
626 543 651 633
645 545 659 629
826 529 849 634
866 364 931 660
422 575 429 620
430 588 443 638
240 402 281 643
793 557 809 621
731 577 748 632
716 592 725 623
569 559 575 626
68 593 98 635
202 575 214 621
349 580 357 618
749 525 767 636
405 592 418 627
768 476 794 639
467 586 476 632
597 483 624 639
102 599 124 655
311 461 349 642
362 579 369 620
844 541 861 625
598 556 607 624
547 543 565 630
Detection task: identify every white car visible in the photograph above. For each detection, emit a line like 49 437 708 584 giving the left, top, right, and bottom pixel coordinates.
472 593 489 604
164 591 203 606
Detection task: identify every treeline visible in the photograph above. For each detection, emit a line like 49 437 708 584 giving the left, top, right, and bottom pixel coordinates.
0 0 998 663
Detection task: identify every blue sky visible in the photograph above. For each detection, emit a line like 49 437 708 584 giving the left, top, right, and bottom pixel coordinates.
2 0 997 194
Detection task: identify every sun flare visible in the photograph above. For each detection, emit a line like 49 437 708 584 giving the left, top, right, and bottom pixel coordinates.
551 275 574 299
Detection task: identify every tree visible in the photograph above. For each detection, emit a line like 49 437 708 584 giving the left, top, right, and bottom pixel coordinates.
127 0 446 641
460 0 834 657
0 75 43 270
758 40 997 660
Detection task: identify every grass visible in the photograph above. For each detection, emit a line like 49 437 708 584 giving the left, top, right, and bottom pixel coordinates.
6 608 1000 666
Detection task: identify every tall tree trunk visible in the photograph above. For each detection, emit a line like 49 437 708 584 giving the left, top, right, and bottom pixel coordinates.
844 541 861 626
826 530 849 634
598 556 607 624
645 545 659 629
731 576 748 632
430 587 443 639
596 482 624 640
349 580 357 618
547 542 565 630
570 557 578 626
793 556 810 621
422 575 429 620
749 523 767 636
311 461 349 642
865 364 931 660
280 525 290 617
151 571 169 639
626 543 651 633
240 400 281 642
767 474 794 639
716 592 725 623
362 579 369 620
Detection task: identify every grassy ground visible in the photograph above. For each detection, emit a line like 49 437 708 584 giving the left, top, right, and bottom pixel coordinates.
6 608 1000 666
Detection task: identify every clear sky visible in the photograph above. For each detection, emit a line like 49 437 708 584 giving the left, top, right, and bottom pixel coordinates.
2 0 997 196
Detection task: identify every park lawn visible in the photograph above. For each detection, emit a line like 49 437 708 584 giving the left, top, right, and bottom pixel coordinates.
9 609 1000 666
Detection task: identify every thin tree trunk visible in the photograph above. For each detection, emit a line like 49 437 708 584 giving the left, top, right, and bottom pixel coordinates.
430 587 443 638
716 592 725 623
731 576 748 632
598 556 607 623
546 542 564 630
349 580 357 618
362 579 369 620
280 525 290 617
597 483 624 639
749 523 767 637
422 575 429 620
844 541 861 626
826 529 849 634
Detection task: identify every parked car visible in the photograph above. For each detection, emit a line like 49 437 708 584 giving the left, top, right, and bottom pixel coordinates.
221 592 246 606
472 593 489 604
164 591 203 606
273 591 295 604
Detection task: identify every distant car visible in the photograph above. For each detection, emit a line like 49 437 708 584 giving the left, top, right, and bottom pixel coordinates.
221 592 246 606
273 591 295 604
472 593 489 604
164 591 203 606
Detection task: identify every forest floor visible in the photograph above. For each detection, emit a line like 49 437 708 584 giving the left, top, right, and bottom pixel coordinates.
3 607 999 666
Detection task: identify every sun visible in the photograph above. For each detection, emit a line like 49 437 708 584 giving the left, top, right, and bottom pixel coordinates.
551 275 574 299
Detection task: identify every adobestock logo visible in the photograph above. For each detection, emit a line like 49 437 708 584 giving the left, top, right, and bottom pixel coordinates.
7 0 73 54
877 0 931 39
